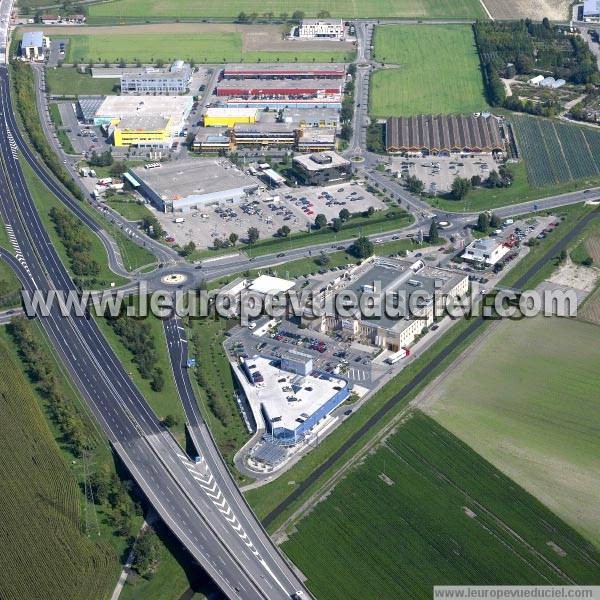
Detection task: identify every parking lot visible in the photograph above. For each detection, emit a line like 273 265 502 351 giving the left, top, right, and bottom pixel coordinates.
149 181 386 249
389 155 501 195
226 320 386 389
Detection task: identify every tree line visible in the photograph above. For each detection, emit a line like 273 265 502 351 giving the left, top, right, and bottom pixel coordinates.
8 317 92 457
104 308 165 392
49 206 101 284
11 61 85 203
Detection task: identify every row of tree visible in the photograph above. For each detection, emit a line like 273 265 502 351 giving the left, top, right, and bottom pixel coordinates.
49 207 101 283
8 317 92 456
105 309 165 392
11 61 84 203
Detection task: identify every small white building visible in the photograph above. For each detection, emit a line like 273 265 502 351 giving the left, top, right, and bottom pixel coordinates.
462 238 510 267
528 75 545 86
298 19 344 40
540 76 565 89
583 0 600 22
20 31 50 61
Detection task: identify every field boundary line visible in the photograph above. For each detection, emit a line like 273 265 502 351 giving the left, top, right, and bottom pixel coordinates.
478 0 494 20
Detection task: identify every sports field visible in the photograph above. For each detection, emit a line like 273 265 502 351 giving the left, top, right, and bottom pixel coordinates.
65 32 354 63
87 0 485 22
423 316 600 547
0 336 118 600
282 413 600 599
369 25 487 118
512 114 600 188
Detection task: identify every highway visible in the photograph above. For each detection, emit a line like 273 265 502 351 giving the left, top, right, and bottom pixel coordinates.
0 64 308 600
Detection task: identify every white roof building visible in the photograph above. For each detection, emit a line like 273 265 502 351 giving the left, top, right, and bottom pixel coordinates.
528 75 545 85
583 0 600 20
298 19 344 39
462 238 510 266
248 275 295 296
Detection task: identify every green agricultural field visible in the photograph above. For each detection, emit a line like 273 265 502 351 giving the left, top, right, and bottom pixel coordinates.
283 413 600 600
65 32 353 64
369 25 487 118
87 0 485 22
512 114 600 187
46 67 120 96
424 316 600 547
0 336 118 600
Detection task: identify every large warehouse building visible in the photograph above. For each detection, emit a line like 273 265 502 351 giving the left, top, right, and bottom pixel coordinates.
203 107 258 127
216 79 342 99
93 95 193 146
385 114 505 155
221 64 345 80
129 158 260 212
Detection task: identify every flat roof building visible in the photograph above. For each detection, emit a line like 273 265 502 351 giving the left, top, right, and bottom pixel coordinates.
248 275 295 295
303 258 468 351
462 237 510 266
222 63 345 80
113 115 171 147
583 0 600 21
231 121 298 147
385 114 505 155
77 96 106 123
130 158 260 212
93 95 193 139
298 19 344 39
203 107 258 127
216 79 343 98
296 128 336 152
20 31 49 61
192 129 231 152
282 107 340 129
292 151 351 185
121 61 192 95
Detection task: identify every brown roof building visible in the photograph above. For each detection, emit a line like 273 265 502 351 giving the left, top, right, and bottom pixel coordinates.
385 114 504 155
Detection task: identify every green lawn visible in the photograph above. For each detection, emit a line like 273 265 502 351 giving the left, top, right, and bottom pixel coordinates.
20 156 129 289
87 0 485 22
46 67 120 96
65 33 354 64
106 196 152 221
424 316 600 548
369 25 487 118
282 413 600 600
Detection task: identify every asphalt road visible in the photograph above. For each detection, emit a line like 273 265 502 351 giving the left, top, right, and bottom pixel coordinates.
0 64 308 600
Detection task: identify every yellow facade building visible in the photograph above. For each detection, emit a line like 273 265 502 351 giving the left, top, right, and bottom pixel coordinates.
203 107 258 128
112 116 171 147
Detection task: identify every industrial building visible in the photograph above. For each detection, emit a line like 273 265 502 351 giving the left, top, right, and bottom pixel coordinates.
76 96 106 123
583 0 600 21
93 95 193 146
231 121 298 147
20 31 49 61
223 99 342 110
385 114 505 155
129 158 260 212
302 258 469 351
295 128 336 152
216 79 343 99
192 129 231 152
112 115 171 147
221 63 345 80
203 107 258 127
281 108 340 129
120 61 192 95
462 237 510 267
292 151 351 185
297 18 345 39
234 353 349 447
